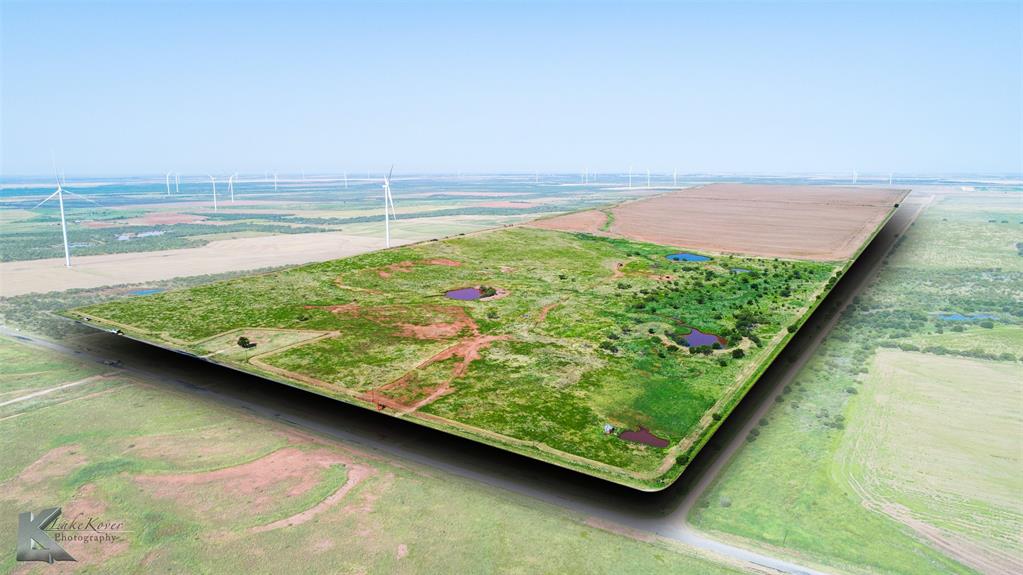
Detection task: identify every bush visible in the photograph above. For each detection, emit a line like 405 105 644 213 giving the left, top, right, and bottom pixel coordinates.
979 320 995 329
731 348 745 359
787 324 798 333
237 336 256 349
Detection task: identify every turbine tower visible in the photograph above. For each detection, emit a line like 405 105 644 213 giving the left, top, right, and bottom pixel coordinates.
273 172 278 193
34 168 98 268
209 175 218 211
889 173 894 185
673 169 678 187
344 172 349 189
174 173 180 195
852 169 858 184
382 166 398 248
165 172 172 196
628 165 633 189
646 169 651 188
228 173 236 203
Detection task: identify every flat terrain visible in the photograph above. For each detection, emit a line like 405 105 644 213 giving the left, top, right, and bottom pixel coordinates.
839 350 1022 574
0 336 740 574
530 184 907 260
2 174 639 296
0 231 405 298
65 184 900 490
691 190 1023 574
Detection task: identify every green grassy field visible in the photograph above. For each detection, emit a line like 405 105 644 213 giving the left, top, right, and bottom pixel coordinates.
838 350 1022 572
0 336 740 574
690 191 1023 574
67 225 838 489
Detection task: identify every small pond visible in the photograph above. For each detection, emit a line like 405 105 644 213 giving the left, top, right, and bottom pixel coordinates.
130 288 164 296
684 328 724 347
619 427 669 448
445 287 482 301
666 252 711 262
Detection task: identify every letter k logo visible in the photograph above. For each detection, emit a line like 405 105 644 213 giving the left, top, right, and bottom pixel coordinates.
17 508 75 563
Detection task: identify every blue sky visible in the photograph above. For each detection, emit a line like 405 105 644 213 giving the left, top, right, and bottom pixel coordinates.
2 1 1020 176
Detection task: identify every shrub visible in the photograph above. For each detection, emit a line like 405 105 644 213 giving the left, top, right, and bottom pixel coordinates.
731 348 745 359
237 336 256 349
979 320 995 329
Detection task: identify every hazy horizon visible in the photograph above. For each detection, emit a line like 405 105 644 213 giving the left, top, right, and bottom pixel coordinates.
3 1 1020 176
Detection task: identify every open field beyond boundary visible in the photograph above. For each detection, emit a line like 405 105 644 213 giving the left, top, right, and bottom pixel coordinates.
66 185 903 490
529 184 907 260
0 231 407 298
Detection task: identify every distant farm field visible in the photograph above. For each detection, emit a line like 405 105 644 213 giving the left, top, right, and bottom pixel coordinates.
67 185 902 489
838 350 1023 573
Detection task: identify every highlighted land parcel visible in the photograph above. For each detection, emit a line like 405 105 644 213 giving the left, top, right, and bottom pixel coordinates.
65 184 907 490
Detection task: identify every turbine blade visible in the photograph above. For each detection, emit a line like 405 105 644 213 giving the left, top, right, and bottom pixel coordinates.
62 189 103 206
33 190 61 209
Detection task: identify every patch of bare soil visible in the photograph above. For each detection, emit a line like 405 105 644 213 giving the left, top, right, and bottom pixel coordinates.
530 184 908 260
377 258 464 277
537 302 560 323
610 261 625 278
366 333 510 412
425 258 462 267
135 448 351 515
528 210 610 235
250 464 372 533
875 502 1023 575
18 445 87 483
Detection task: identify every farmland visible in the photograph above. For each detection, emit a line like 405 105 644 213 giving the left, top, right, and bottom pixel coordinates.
690 190 1023 574
66 185 903 490
0 174 635 297
0 336 741 574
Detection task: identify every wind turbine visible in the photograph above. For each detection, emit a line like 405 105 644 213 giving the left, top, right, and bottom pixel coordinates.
273 172 278 193
209 175 218 211
34 168 99 268
646 169 651 188
673 169 678 187
852 169 858 184
628 165 633 189
165 172 172 196
382 166 398 248
889 173 894 185
344 171 349 189
174 173 180 195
